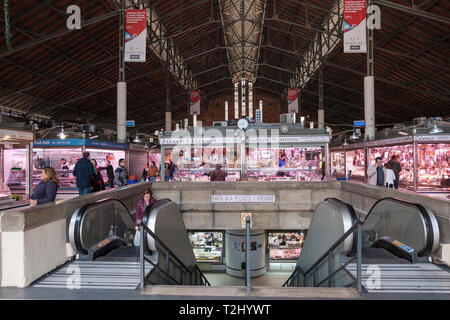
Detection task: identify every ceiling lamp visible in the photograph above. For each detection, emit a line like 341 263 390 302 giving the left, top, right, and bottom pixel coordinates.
349 132 359 140
58 122 66 139
342 139 348 146
429 124 443 134
133 131 142 143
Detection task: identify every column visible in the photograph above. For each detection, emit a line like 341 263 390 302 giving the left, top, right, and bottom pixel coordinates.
225 101 229 121
165 112 172 131
234 82 239 119
241 78 246 117
318 109 325 129
117 82 127 143
248 82 253 119
364 76 375 141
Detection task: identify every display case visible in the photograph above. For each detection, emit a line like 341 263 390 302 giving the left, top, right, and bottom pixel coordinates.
345 149 365 182
330 151 345 179
189 231 224 263
177 168 241 182
247 147 324 181
268 231 305 261
368 144 414 187
416 143 450 190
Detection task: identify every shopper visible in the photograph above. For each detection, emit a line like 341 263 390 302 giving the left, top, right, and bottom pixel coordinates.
384 163 396 189
30 167 59 206
278 154 287 177
148 161 159 182
134 189 157 246
90 159 105 192
60 158 69 170
367 157 386 187
114 158 128 187
73 151 96 195
210 164 227 181
141 163 150 182
320 160 326 181
168 160 177 181
99 160 115 188
387 155 402 189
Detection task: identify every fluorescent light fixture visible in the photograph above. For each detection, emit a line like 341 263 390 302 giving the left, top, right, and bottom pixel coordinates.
59 122 66 139
398 131 408 136
429 124 443 134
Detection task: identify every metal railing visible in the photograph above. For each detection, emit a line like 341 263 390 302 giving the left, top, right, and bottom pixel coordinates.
137 219 211 289
283 220 363 292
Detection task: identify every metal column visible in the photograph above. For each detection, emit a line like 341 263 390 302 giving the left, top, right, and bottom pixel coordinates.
413 142 418 191
364 0 375 141
245 216 251 292
117 1 127 143
26 141 33 198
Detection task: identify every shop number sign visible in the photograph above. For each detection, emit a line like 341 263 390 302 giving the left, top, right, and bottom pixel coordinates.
241 212 252 229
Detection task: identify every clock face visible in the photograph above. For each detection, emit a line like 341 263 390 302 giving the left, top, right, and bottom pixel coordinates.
238 119 249 130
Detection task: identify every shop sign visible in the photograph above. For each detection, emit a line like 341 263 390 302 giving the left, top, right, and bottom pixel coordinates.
241 212 252 229
124 10 147 62
414 135 450 142
33 139 127 149
160 135 330 145
211 194 275 203
343 0 367 53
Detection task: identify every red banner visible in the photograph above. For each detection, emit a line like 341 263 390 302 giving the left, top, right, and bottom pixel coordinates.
190 91 200 115
288 89 299 113
343 0 367 53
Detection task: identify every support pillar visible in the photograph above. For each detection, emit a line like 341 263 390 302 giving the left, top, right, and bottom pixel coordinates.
364 76 375 141
165 112 172 131
318 109 325 129
117 82 127 143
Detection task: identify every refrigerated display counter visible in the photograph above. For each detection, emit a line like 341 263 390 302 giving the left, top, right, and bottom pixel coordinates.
268 231 306 261
330 151 345 179
31 139 127 192
158 124 330 181
189 231 224 263
0 127 34 206
330 130 450 192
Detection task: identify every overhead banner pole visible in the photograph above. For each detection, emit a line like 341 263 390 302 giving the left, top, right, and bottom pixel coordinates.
117 0 127 143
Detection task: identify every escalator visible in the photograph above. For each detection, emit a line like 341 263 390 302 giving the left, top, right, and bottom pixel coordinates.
32 198 208 289
285 197 450 294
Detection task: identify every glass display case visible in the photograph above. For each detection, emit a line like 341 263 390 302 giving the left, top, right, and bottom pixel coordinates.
268 231 306 260
368 144 414 187
345 149 365 182
247 147 324 181
164 146 242 181
330 151 345 180
416 144 450 190
189 231 224 263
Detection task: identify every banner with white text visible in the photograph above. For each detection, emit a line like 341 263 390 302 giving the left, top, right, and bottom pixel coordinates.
124 10 147 62
343 0 367 53
287 89 299 113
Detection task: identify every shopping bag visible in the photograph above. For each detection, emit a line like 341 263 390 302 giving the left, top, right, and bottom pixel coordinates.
134 230 140 246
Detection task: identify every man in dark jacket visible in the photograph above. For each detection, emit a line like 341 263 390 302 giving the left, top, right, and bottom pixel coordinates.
210 164 227 181
73 152 96 195
99 160 114 188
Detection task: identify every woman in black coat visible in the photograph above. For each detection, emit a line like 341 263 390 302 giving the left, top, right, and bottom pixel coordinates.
91 159 105 192
30 167 59 206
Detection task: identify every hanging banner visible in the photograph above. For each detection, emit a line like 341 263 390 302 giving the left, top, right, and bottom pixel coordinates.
343 0 367 53
287 89 299 113
190 91 201 115
124 10 147 62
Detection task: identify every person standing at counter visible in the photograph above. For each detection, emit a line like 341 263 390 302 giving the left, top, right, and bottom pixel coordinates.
141 163 150 182
114 159 128 187
210 164 227 181
148 161 159 182
278 154 287 177
60 158 69 170
167 160 177 181
99 160 114 188
90 159 105 192
367 157 386 187
30 167 59 206
387 155 402 189
73 152 96 195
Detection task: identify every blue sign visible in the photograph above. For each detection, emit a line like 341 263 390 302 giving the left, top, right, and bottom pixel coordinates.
126 120 135 127
34 139 128 150
354 120 366 127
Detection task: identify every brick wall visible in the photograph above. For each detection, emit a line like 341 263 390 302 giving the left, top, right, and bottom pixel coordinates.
196 89 283 126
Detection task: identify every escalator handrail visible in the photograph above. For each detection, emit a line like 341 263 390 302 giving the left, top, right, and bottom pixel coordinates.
138 219 211 286
283 220 362 287
360 197 437 256
69 198 134 255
